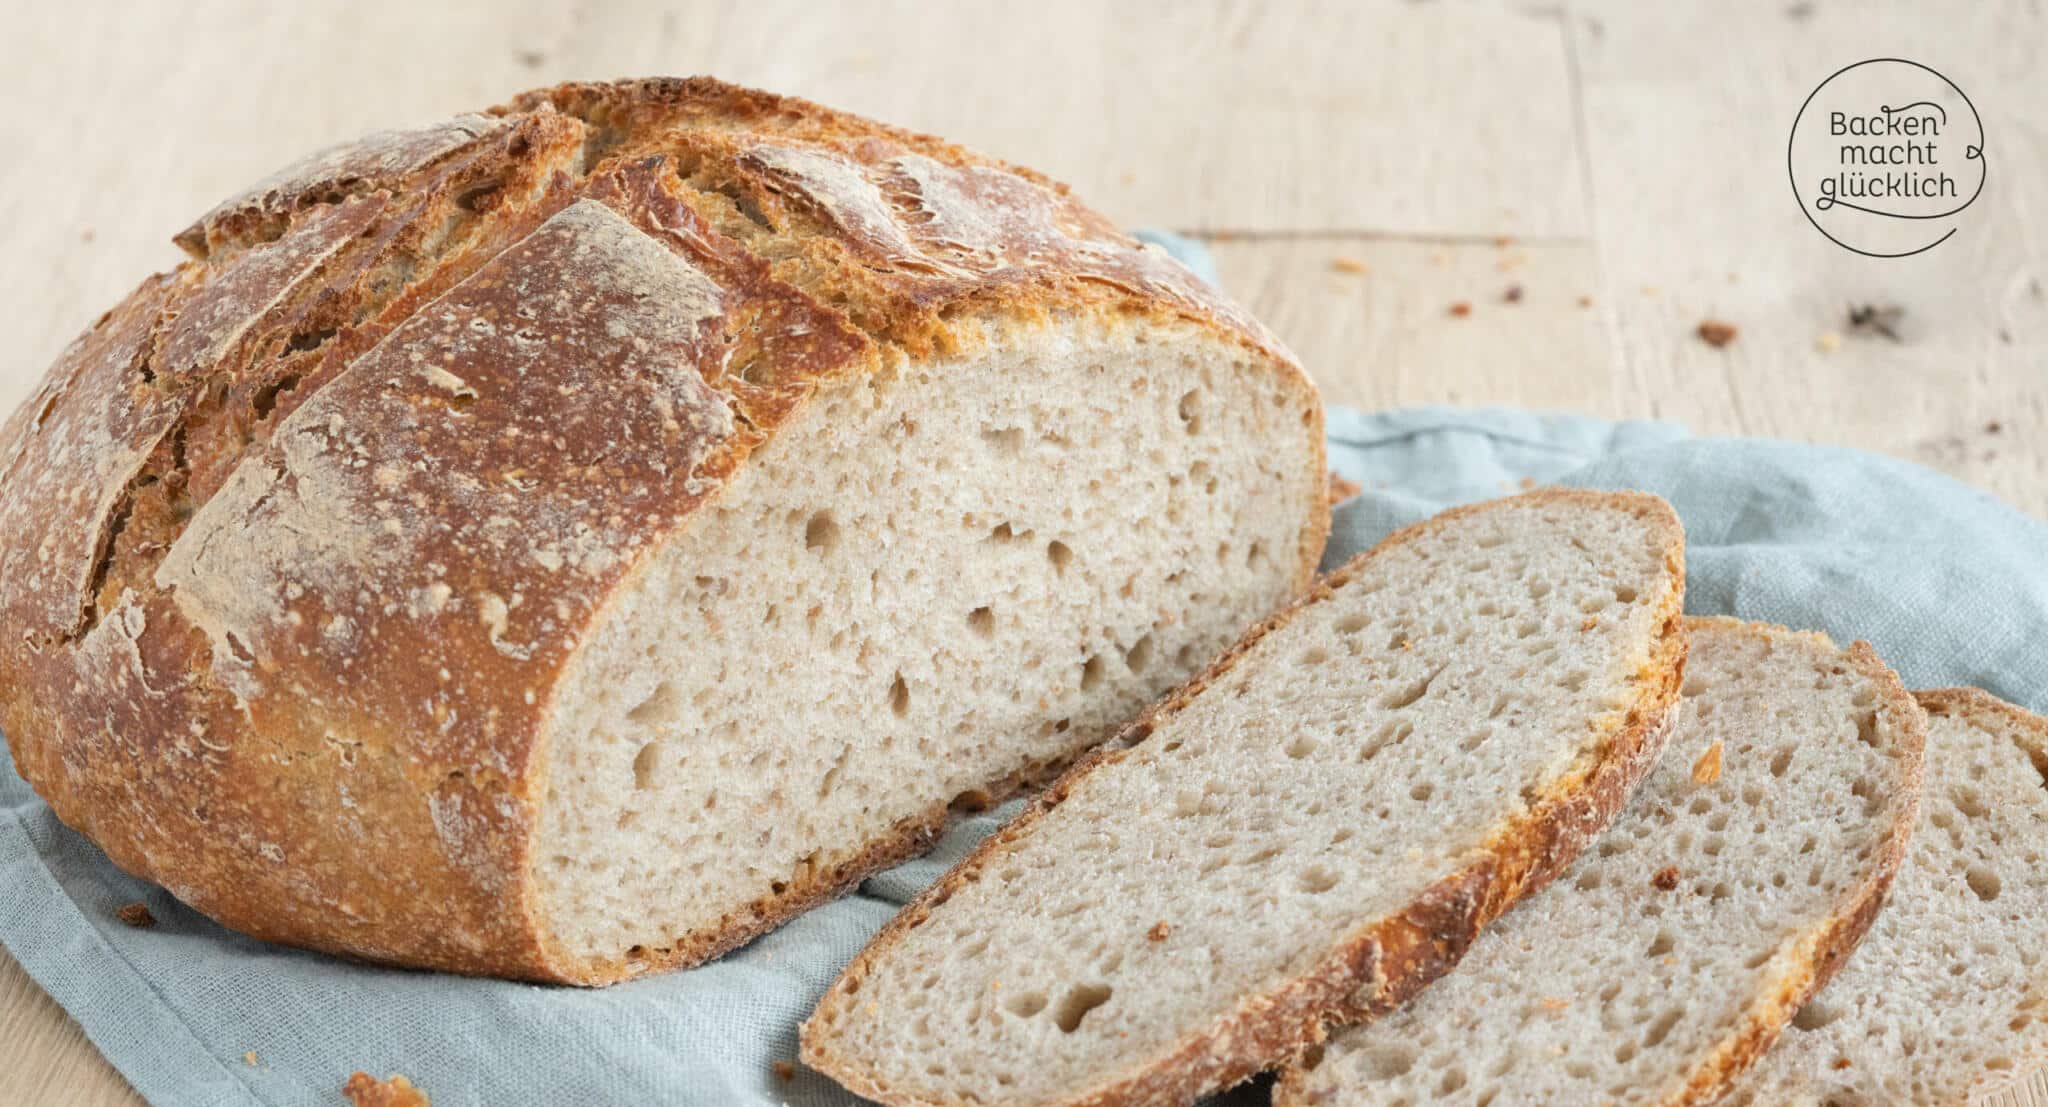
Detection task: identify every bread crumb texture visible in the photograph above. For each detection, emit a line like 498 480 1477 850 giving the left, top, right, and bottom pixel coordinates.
804 490 1686 1106
1727 687 2048 1106
1281 618 1926 1107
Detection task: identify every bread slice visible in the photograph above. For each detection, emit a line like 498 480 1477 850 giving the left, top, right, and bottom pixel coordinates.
1277 618 1927 1107
0 78 1328 983
1725 687 2048 1106
802 489 1688 1106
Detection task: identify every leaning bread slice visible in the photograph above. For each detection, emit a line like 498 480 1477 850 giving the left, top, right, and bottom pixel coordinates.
1278 618 1927 1107
1725 687 2048 1106
802 489 1688 1106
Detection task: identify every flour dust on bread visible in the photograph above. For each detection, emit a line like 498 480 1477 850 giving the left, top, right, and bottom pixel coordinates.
1726 687 2048 1107
0 78 1327 984
1279 618 1927 1107
803 490 1688 1106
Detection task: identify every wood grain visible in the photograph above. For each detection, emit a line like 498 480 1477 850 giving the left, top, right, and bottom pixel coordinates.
1 2 2042 1104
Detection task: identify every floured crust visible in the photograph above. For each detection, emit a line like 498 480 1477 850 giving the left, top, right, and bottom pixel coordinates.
0 77 1326 983
802 489 1689 1106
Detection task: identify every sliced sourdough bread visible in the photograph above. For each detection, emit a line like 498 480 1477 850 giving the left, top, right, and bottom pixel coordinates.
802 489 1688 1106
1726 687 2048 1107
1277 617 1928 1107
0 78 1328 983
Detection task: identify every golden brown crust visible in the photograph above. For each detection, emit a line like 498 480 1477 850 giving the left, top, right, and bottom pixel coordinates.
0 77 1325 983
802 489 1688 1107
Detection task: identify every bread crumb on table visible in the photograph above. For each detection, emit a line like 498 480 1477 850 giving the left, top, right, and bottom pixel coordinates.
1651 865 1681 891
1448 302 1472 318
1816 330 1843 353
1697 320 1739 348
1692 740 1724 785
1147 921 1171 942
343 1072 430 1107
773 1060 797 1081
1330 255 1369 274
114 902 155 928
1502 284 1524 303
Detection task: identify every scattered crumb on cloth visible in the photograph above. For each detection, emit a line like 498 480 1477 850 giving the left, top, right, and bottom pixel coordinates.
773 1060 797 1081
1327 472 1363 503
114 903 154 928
343 1073 430 1107
1697 320 1739 348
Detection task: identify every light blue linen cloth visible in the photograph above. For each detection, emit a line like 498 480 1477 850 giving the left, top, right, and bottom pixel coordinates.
3 238 2043 1107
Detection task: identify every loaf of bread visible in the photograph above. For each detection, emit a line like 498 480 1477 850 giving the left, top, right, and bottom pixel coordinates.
0 78 1328 983
1726 687 2048 1106
802 490 1687 1105
1279 618 1927 1107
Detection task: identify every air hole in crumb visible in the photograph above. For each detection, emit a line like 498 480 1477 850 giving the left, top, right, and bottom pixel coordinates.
1047 540 1073 575
1297 866 1339 894
1005 991 1048 1018
1645 929 1675 958
1614 584 1639 603
631 741 665 789
627 682 681 726
1968 864 2002 902
1854 711 1879 747
805 511 840 553
1364 1044 1418 1080
1642 1008 1683 1049
1177 390 1203 434
1770 748 1794 777
967 606 995 637
1052 984 1113 1033
888 673 910 717
1411 781 1434 802
981 426 1025 454
1301 646 1330 666
1285 735 1318 760
1125 634 1155 673
1080 655 1106 692
1793 1000 1842 1031
1336 613 1370 635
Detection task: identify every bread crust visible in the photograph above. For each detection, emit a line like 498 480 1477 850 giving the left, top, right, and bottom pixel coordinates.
0 77 1327 983
1270 617 1930 1107
802 489 1689 1107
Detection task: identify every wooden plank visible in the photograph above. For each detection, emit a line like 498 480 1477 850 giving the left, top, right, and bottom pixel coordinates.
0 949 140 1107
1567 0 2048 518
1208 236 1620 414
0 0 1587 419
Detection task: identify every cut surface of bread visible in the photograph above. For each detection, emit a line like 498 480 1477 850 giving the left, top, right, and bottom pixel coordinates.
537 315 1320 970
803 490 1688 1106
0 78 1326 983
1279 617 1927 1107
1726 687 2048 1107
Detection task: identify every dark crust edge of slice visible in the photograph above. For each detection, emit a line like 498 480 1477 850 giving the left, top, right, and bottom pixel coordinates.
800 487 1690 1107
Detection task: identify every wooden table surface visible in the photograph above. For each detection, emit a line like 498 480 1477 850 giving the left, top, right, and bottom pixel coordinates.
2 2 2042 1104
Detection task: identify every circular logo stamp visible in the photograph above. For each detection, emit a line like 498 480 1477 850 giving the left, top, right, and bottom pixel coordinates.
1788 58 1986 257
